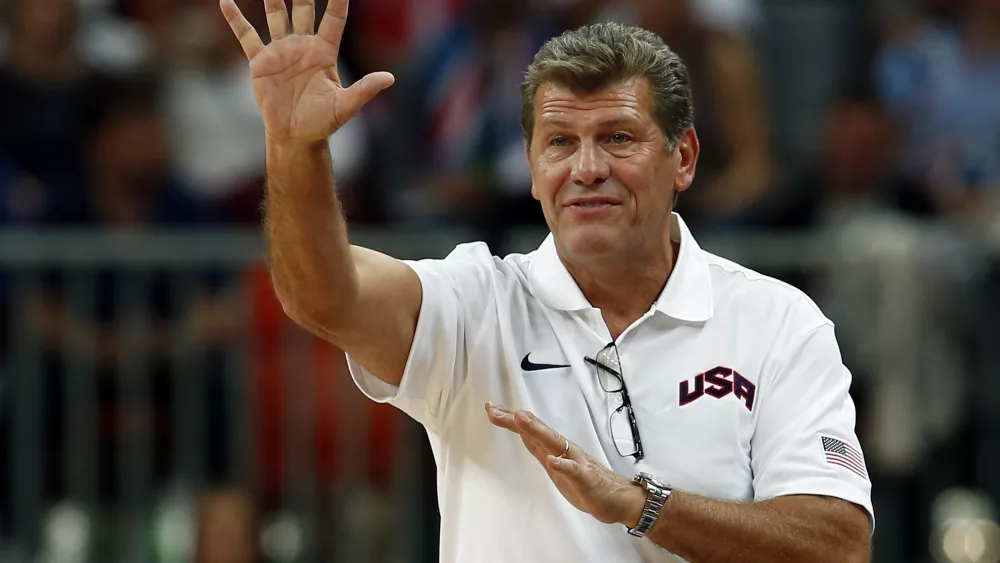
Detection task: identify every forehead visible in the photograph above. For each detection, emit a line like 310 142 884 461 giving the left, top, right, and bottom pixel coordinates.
534 77 654 128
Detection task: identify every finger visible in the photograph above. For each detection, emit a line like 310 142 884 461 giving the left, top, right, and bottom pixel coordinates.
546 455 583 478
514 411 567 456
485 402 518 431
221 0 264 59
336 71 395 125
317 0 347 49
291 0 315 35
263 0 289 40
523 435 557 463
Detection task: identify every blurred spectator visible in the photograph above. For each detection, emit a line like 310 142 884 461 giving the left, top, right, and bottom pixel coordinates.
766 97 932 231
80 0 183 71
24 72 238 502
755 0 873 186
689 0 762 35
0 156 52 225
875 0 1000 225
0 0 91 197
195 487 259 563
763 97 910 383
541 0 609 31
767 96 981 480
41 71 214 236
161 0 369 223
348 0 468 74
382 0 555 230
619 0 773 230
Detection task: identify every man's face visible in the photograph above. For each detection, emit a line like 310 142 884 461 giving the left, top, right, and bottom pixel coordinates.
527 77 696 259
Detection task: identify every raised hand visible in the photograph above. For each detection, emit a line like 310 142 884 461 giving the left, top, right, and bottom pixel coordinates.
220 0 393 146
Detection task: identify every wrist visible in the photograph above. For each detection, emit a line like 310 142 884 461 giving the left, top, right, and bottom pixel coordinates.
618 481 648 528
264 137 333 197
265 137 329 159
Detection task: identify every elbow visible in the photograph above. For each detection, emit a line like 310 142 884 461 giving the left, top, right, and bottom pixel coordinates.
273 279 358 340
837 542 870 563
841 547 870 563
824 519 871 563
849 534 872 563
810 539 868 563
280 299 354 342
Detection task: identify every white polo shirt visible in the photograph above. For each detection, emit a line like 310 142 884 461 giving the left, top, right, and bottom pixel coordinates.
347 214 874 563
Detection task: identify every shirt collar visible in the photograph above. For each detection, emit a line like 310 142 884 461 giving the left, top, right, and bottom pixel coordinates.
526 213 714 322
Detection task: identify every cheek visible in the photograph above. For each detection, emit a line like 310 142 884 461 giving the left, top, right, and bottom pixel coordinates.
532 159 568 202
615 160 672 217
613 162 653 198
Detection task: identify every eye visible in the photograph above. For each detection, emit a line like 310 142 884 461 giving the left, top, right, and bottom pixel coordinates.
550 136 570 147
609 133 632 145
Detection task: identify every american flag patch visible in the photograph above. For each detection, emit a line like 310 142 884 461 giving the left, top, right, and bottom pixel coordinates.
821 436 869 480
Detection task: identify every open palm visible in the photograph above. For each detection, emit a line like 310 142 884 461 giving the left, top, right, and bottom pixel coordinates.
220 0 393 146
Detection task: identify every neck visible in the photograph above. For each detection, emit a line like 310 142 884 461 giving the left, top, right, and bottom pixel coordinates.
563 235 678 329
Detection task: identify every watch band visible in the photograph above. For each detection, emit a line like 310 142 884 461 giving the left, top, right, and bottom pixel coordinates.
627 472 671 538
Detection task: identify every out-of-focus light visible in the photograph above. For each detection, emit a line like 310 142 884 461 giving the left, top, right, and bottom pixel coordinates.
260 512 305 563
964 522 987 561
940 519 1000 563
152 487 195 563
37 502 90 563
933 488 1000 563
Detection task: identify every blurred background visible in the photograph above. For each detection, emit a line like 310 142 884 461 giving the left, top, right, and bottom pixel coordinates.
1 0 1000 561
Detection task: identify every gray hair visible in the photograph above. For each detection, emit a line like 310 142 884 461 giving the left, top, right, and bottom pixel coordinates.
520 21 695 151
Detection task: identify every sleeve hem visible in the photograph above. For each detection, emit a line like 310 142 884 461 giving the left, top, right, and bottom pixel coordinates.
344 259 446 427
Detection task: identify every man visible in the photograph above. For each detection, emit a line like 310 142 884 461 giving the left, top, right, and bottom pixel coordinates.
220 0 873 561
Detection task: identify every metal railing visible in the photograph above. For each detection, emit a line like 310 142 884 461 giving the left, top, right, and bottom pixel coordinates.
2 222 999 563
0 228 476 563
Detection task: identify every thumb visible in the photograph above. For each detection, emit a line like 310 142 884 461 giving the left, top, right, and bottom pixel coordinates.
338 71 395 124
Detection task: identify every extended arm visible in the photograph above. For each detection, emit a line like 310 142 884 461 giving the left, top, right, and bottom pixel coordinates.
222 0 420 385
264 141 420 385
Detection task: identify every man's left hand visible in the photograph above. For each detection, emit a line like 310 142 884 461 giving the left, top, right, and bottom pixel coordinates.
485 402 645 526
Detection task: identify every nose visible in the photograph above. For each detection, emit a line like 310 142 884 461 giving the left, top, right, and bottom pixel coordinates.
570 142 610 187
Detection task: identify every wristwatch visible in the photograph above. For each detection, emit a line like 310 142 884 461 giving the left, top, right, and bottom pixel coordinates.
627 472 672 538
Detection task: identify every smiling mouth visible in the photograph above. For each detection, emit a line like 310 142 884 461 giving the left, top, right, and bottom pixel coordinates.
569 201 618 208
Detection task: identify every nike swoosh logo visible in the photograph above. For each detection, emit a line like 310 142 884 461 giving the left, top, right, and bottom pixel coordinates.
521 353 571 372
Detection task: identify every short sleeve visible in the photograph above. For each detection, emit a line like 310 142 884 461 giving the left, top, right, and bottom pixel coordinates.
345 243 495 431
750 316 875 532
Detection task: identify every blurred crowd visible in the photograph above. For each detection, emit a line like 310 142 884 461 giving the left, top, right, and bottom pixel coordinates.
1 0 999 231
2 0 1000 561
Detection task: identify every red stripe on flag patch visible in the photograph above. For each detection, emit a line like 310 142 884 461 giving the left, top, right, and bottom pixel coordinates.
821 435 869 481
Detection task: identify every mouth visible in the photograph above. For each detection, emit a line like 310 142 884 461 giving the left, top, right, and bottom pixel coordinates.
563 198 621 219
564 197 621 209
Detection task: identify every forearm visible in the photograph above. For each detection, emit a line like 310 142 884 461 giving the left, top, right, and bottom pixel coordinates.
620 489 869 563
264 139 359 326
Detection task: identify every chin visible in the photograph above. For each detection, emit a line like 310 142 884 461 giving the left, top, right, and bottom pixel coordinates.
558 225 622 258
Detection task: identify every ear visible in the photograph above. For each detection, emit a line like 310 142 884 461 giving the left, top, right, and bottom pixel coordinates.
673 128 699 194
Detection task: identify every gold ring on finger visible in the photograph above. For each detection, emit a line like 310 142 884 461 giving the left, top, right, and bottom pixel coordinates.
558 439 570 459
